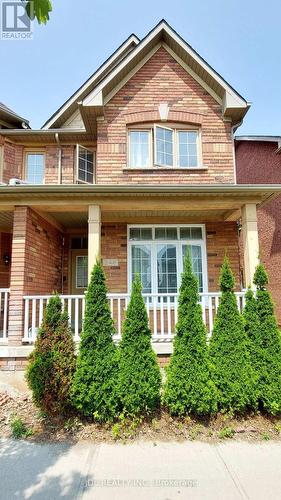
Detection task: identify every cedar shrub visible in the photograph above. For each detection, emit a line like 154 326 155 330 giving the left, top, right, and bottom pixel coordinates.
26 294 76 415
163 253 217 416
253 264 281 414
243 287 261 405
117 274 161 416
209 257 255 413
71 261 118 422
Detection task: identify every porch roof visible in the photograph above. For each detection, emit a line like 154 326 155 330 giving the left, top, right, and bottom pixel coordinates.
0 184 280 230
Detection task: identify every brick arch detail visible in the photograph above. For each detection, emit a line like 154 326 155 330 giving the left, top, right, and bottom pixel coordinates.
122 108 205 126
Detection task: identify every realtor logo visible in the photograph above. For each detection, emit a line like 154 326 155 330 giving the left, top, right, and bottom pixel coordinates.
1 1 33 39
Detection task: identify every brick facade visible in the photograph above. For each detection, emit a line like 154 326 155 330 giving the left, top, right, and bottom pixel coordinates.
0 139 23 183
8 207 64 345
236 140 281 322
96 47 234 185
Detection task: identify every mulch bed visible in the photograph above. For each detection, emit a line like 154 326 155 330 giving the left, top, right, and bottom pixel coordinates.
1 390 281 443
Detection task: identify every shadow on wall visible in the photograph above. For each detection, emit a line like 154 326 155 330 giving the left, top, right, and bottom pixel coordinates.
0 438 91 499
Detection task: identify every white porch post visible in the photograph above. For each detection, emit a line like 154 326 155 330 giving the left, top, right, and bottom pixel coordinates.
241 203 259 287
88 205 101 281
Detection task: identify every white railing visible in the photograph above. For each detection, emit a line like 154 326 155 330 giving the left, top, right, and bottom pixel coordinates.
0 288 9 341
22 291 246 343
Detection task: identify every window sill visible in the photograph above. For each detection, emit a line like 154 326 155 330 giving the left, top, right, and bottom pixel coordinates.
123 166 208 172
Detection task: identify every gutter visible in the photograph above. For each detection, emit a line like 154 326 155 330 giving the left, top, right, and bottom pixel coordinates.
0 184 281 195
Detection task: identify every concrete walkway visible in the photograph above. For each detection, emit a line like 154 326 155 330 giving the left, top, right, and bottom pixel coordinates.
1 438 281 499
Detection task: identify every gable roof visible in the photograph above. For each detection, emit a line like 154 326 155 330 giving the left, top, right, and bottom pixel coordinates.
43 19 250 131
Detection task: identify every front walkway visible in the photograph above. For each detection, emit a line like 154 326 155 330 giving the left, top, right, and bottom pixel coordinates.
1 438 281 499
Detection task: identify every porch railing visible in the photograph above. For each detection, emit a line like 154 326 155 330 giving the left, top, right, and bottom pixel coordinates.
22 291 246 343
0 288 9 341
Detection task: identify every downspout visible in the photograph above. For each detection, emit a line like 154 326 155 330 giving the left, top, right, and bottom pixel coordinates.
55 133 62 184
231 120 243 185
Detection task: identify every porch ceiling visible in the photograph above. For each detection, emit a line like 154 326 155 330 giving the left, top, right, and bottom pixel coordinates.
0 212 13 231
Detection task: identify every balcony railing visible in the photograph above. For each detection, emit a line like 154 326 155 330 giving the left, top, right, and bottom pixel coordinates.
22 291 246 343
0 288 9 341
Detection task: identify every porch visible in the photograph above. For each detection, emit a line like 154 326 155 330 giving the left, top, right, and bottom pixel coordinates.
0 183 277 363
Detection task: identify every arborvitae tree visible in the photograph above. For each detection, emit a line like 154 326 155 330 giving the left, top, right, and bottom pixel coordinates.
163 253 217 416
209 257 255 413
26 294 76 415
71 261 118 422
117 275 161 416
243 287 261 405
253 264 281 414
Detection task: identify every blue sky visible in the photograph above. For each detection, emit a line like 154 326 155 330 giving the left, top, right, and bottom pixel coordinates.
0 0 280 134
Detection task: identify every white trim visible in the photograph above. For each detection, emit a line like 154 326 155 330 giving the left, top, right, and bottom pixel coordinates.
128 125 201 169
76 144 96 184
154 124 174 168
127 224 208 296
25 151 45 185
127 129 153 169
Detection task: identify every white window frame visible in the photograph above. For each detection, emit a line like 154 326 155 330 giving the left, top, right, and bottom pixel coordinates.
127 224 208 295
176 129 202 169
25 150 45 184
154 124 175 168
75 255 88 289
127 129 153 169
76 144 95 184
127 125 202 169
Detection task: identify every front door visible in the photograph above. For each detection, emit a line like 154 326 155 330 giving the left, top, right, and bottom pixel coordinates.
71 249 88 295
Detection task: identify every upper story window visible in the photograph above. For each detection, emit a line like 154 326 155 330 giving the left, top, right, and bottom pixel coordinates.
26 152 45 184
128 125 201 169
77 145 95 184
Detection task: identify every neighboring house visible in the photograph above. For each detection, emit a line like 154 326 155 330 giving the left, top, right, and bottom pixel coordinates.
0 20 280 370
0 102 30 130
235 136 281 322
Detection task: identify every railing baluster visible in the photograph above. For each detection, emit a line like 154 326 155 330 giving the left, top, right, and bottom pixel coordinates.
24 298 29 339
74 298 79 341
208 295 213 335
153 295 157 339
31 299 36 340
117 298 121 338
3 291 8 339
39 299 44 326
160 296 164 337
167 296 171 338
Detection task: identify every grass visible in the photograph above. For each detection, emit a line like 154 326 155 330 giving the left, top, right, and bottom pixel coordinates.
218 427 235 439
10 416 33 439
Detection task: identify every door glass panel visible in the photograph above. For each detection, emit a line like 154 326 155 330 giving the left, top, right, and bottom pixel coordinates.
131 244 152 293
157 244 177 294
182 244 203 292
76 256 88 288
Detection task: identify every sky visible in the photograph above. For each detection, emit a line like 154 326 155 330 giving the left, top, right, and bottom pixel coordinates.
0 0 280 135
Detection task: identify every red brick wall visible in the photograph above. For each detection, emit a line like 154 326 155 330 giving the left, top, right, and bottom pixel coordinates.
24 209 63 294
236 140 281 322
0 232 12 288
8 207 64 345
1 140 23 183
0 141 75 185
97 47 234 185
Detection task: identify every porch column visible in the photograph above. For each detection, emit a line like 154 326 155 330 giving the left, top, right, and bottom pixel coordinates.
8 206 29 346
88 205 101 281
241 203 259 287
